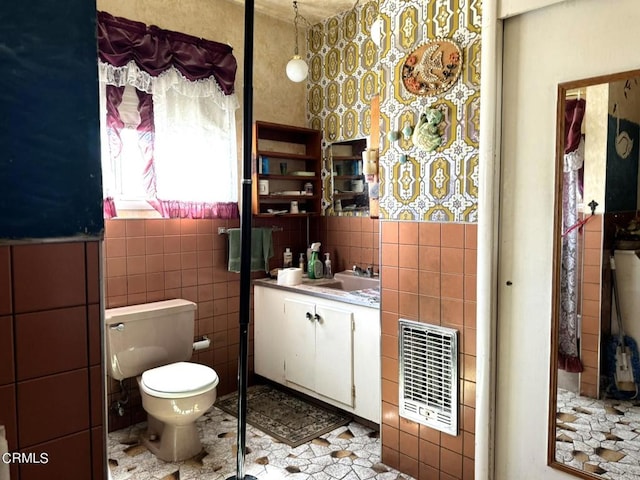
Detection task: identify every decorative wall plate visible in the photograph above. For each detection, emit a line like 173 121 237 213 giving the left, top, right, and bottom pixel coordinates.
401 39 462 96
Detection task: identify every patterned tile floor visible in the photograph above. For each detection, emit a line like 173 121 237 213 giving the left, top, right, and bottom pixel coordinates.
556 388 640 479
108 406 414 480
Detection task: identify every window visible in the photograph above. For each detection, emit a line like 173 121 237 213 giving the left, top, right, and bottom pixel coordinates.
97 11 239 219
100 86 148 211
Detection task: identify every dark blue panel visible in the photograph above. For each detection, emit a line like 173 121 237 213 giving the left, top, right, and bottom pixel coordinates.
0 2 103 240
606 115 639 213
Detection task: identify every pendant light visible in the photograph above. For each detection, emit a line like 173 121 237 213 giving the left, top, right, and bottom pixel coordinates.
286 1 309 82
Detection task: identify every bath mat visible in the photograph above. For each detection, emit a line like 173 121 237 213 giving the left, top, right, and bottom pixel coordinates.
215 384 351 447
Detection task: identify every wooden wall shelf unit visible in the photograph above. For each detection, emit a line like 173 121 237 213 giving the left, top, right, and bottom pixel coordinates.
252 121 323 217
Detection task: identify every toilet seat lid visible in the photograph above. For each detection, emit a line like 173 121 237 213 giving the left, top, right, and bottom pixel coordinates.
141 362 218 397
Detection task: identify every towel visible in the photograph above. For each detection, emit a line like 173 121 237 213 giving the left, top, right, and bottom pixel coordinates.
227 227 274 273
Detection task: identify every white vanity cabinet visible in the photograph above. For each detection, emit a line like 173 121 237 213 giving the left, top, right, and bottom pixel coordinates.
284 298 354 406
254 284 381 423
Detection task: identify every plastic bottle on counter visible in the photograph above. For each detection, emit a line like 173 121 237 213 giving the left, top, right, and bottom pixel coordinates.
283 248 293 268
314 256 324 279
307 242 323 279
324 253 333 279
299 253 305 272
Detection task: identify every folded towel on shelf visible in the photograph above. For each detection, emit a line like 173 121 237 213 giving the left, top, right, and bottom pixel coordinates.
227 227 274 273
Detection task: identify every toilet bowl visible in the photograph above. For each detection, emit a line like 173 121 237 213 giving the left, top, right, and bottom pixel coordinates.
105 299 219 462
137 362 219 461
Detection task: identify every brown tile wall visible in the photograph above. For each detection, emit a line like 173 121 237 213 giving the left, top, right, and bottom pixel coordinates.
580 214 603 397
0 242 104 480
103 216 317 431
103 215 476 480
104 218 238 430
320 216 380 274
379 221 477 480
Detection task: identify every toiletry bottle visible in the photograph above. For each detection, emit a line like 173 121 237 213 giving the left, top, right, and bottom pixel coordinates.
283 248 293 268
308 250 317 279
324 253 333 278
314 254 324 279
299 253 305 272
307 242 322 279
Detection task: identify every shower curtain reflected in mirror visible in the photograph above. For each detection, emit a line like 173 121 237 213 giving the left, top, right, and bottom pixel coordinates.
559 98 586 373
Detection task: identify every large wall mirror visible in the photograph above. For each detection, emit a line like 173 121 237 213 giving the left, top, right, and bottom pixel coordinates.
550 69 640 478
325 138 369 216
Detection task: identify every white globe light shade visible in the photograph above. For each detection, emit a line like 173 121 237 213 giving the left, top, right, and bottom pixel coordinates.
371 16 383 47
286 55 309 82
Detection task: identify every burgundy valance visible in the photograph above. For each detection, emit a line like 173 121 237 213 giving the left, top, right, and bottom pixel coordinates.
564 98 586 155
97 11 237 95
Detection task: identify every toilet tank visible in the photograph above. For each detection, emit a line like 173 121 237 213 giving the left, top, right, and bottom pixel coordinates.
105 299 197 381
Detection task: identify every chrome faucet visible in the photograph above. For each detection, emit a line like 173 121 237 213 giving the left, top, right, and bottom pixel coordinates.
353 264 375 277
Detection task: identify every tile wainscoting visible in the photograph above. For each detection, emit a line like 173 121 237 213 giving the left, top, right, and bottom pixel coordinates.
379 221 477 480
0 242 104 480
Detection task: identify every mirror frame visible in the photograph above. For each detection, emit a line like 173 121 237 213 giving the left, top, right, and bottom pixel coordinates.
548 68 640 479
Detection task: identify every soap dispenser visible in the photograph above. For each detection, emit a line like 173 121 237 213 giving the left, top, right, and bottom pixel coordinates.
324 253 333 279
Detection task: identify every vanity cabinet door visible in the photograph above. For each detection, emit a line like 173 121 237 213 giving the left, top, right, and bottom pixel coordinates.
283 298 316 392
254 286 286 383
284 298 354 407
314 303 353 406
254 285 377 422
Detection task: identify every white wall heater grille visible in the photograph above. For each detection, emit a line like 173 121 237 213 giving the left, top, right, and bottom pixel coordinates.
398 318 459 436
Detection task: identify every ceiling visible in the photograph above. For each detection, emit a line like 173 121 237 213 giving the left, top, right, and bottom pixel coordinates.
230 0 358 24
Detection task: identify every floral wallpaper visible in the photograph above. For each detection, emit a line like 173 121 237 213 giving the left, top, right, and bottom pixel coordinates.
307 0 482 223
378 0 481 222
305 1 380 215
306 1 379 143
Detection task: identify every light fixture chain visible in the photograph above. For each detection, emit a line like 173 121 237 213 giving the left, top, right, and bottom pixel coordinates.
286 0 365 83
293 1 300 55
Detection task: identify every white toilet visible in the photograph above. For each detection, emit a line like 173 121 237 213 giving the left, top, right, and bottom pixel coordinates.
105 299 219 462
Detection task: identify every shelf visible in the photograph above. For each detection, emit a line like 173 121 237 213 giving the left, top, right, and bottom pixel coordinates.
332 155 362 161
333 175 363 180
252 121 322 217
257 150 317 161
255 212 317 218
259 174 318 181
259 195 318 202
253 121 321 143
334 192 367 198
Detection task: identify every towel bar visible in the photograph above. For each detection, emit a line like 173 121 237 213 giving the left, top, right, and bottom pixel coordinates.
218 226 283 235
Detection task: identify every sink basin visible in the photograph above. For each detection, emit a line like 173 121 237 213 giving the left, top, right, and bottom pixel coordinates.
324 270 379 291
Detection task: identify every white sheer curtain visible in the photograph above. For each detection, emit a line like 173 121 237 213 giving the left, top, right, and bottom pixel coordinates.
98 60 239 217
152 71 238 205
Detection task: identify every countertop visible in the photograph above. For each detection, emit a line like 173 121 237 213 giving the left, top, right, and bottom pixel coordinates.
253 276 380 309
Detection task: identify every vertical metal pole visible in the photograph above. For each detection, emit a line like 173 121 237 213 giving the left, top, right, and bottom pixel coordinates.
227 0 256 479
